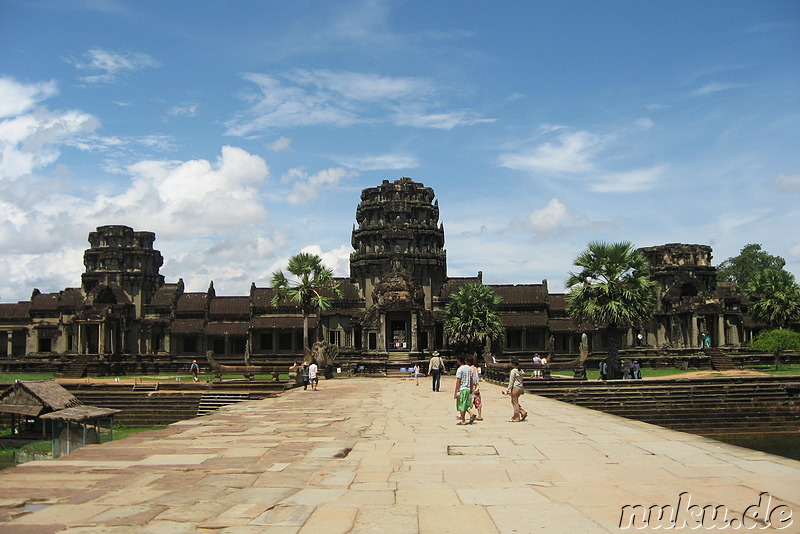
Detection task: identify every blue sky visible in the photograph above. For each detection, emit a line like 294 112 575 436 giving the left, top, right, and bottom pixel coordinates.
1 1 798 302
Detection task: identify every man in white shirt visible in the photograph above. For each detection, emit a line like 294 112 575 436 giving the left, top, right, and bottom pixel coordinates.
453 355 476 425
308 360 319 391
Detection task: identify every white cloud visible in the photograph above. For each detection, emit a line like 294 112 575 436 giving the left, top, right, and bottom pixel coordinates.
104 146 269 235
336 153 418 171
70 48 160 84
282 166 355 206
225 70 491 135
691 82 746 97
498 129 607 174
0 105 99 180
634 117 654 129
390 108 495 130
527 198 574 237
0 146 278 300
292 70 430 102
0 77 58 118
267 136 292 152
771 173 800 193
591 165 666 193
167 103 198 118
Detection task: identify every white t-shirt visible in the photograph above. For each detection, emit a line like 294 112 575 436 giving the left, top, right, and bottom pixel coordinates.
308 363 318 379
455 364 472 391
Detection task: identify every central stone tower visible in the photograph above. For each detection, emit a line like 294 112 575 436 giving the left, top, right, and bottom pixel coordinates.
350 177 447 308
349 178 446 352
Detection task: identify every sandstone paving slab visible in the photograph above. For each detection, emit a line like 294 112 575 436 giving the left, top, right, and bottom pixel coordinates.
486 503 612 533
196 502 276 529
250 504 315 527
351 504 418 534
136 520 199 534
278 488 348 506
219 487 299 505
86 504 168 526
93 489 172 506
330 489 396 506
149 486 231 507
297 505 357 534
151 500 232 522
4 504 108 527
136 454 217 466
197 473 259 488
396 487 459 506
457 486 550 506
418 504 497 534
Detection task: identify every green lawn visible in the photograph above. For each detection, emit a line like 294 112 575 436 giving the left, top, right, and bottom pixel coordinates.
551 368 701 380
0 372 293 383
0 372 55 383
743 364 800 376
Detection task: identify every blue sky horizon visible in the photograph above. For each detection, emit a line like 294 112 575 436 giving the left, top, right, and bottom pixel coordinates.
1 1 798 302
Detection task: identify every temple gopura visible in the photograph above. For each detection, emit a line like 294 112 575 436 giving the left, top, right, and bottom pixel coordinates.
0 178 757 370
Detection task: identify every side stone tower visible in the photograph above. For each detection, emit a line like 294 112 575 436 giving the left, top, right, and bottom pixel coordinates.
350 177 447 308
637 243 741 348
82 225 165 317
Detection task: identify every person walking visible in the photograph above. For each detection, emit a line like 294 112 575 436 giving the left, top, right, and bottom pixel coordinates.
428 351 444 392
308 359 319 391
468 356 483 421
505 358 527 422
453 355 476 425
532 353 542 378
413 363 420 386
301 363 310 390
189 360 200 382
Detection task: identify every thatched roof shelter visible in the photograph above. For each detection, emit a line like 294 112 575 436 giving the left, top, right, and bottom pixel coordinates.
0 380 82 417
40 406 120 422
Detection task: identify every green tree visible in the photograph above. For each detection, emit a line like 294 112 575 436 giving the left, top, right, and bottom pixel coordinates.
444 283 504 359
271 252 343 355
745 269 800 329
717 244 786 286
748 328 800 370
565 241 657 379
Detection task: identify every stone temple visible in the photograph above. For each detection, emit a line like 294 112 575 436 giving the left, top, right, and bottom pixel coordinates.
0 177 757 372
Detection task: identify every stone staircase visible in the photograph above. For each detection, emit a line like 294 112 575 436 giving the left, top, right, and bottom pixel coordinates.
59 354 97 378
706 348 736 371
68 390 204 426
196 392 251 416
384 353 424 378
518 376 800 437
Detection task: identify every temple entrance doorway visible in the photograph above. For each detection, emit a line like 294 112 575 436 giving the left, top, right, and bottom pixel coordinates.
386 312 411 351
83 324 99 354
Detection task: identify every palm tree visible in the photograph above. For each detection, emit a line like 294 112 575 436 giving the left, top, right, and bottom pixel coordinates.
271 252 343 355
745 269 800 329
565 241 657 379
444 283 504 359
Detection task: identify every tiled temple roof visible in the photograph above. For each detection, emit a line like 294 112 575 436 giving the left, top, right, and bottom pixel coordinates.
490 284 548 304
177 293 209 313
209 297 249 318
0 302 31 321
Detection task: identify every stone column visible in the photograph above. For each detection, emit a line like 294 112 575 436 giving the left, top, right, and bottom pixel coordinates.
729 317 740 347
718 315 725 347
6 331 13 357
99 322 106 354
410 312 418 352
378 314 386 351
687 316 695 349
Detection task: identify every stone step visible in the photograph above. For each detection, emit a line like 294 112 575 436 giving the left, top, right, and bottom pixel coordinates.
197 392 251 416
